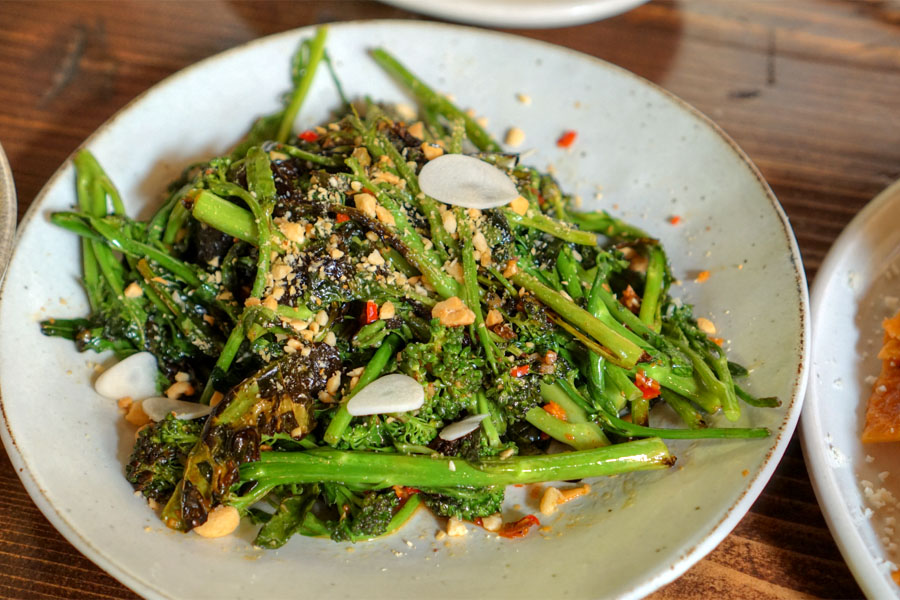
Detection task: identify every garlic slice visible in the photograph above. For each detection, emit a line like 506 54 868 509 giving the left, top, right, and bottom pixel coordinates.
141 396 213 422
418 154 519 209
346 374 425 416
94 352 158 401
439 413 490 441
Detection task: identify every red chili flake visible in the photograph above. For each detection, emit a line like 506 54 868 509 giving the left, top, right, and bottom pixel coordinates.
336 213 350 223
710 337 724 347
668 215 682 225
509 364 530 378
392 485 420 502
556 130 577 148
634 369 661 400
542 401 567 422
362 301 378 325
298 130 319 143
497 515 540 539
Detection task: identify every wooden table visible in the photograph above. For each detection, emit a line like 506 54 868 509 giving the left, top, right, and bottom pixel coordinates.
0 1 897 597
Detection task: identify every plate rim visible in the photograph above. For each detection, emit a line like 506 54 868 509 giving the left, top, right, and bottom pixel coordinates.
0 18 810 600
801 177 900 600
0 141 15 279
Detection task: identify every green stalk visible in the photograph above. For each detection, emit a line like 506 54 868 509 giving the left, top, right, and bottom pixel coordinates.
456 208 497 374
661 389 706 429
276 26 328 143
476 393 502 449
638 245 666 331
370 48 501 152
191 190 258 244
239 438 674 489
568 210 649 240
324 334 402 446
524 407 611 450
503 209 598 246
595 411 768 440
510 270 643 369
556 246 584 301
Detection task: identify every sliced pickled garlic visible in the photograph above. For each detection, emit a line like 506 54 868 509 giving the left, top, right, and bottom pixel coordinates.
418 154 519 209
141 396 213 422
439 413 490 441
346 374 425 416
94 351 158 400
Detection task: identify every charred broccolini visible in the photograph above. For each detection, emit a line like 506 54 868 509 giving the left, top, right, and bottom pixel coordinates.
42 26 776 547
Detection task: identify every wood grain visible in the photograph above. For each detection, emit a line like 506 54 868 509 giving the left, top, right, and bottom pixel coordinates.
1 1 897 597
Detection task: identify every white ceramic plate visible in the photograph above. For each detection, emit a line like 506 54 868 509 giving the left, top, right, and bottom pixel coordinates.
0 21 807 600
802 179 900 599
379 0 648 28
0 142 15 277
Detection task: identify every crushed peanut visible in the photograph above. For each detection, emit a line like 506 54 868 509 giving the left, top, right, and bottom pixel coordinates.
696 317 716 335
505 127 526 148
508 195 529 216
379 301 396 320
124 282 143 299
485 309 503 328
354 193 378 219
193 505 240 539
446 517 468 537
422 144 444 160
432 296 476 327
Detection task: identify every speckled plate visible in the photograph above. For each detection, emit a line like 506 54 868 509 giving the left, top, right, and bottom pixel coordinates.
802 178 900 599
0 142 15 278
0 21 807 600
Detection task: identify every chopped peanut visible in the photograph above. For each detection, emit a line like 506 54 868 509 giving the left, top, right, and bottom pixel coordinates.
278 221 305 244
165 381 194 399
326 372 342 395
508 195 529 216
117 397 133 411
193 505 240 539
407 121 425 140
446 517 468 537
379 301 396 320
123 282 143 299
422 144 444 160
502 259 518 279
350 146 371 168
375 205 396 226
540 487 563 515
481 514 502 532
696 317 716 335
432 296 476 327
485 309 503 328
125 401 151 427
367 250 385 266
505 127 526 148
354 193 377 219
441 211 457 235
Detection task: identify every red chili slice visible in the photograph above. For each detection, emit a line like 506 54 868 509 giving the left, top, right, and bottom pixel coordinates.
497 514 540 539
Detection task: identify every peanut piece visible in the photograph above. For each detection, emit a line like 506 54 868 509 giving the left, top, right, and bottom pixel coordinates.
193 505 240 539
432 296 476 327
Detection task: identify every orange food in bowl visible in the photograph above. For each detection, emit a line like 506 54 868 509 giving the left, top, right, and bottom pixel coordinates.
862 311 900 443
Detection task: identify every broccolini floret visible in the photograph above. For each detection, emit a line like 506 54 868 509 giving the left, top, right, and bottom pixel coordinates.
125 415 203 501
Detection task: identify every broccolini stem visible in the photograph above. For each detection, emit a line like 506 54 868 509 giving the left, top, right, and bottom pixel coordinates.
595 411 768 440
276 26 328 143
324 334 402 446
510 271 644 369
556 246 584 301
190 190 258 244
245 147 278 298
476 393 502 449
370 48 502 152
274 142 344 167
638 245 666 331
660 389 707 429
503 209 598 246
239 438 674 489
735 384 780 408
456 207 498 374
524 407 609 450
568 210 650 240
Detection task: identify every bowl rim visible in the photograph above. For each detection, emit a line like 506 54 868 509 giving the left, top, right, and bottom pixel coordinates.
0 19 810 600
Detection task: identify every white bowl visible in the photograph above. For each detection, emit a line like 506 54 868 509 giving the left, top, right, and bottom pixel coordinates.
378 0 649 28
0 21 808 600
